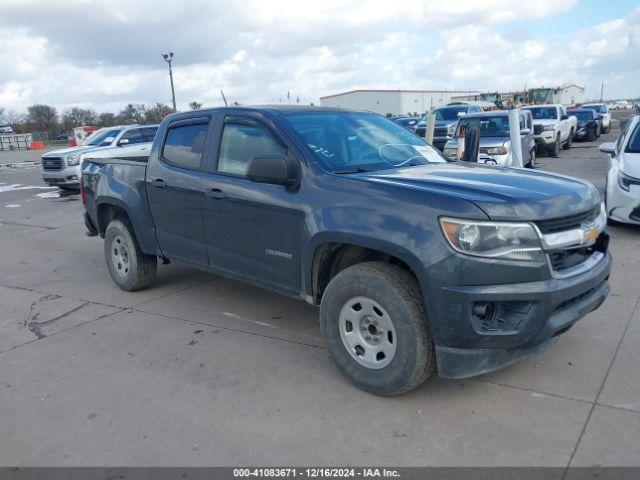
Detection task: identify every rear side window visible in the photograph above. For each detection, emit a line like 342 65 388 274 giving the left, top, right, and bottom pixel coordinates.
626 124 640 153
218 123 285 177
120 129 143 145
162 122 208 170
141 127 158 142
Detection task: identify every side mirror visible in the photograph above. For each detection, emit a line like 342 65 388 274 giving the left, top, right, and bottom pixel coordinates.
247 155 293 186
599 142 616 155
561 114 569 120
520 128 531 135
118 138 130 146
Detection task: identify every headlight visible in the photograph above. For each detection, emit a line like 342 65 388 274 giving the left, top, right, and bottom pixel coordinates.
618 171 640 192
440 217 545 262
67 154 80 166
486 146 508 155
442 147 457 158
446 123 456 136
542 125 555 132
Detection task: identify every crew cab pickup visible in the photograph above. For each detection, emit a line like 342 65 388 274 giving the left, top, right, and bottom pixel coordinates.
523 104 577 157
81 106 611 396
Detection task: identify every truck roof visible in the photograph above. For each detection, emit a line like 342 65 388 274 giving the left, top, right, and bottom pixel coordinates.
165 105 370 121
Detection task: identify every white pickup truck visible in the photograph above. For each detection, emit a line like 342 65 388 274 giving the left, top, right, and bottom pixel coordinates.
523 104 577 157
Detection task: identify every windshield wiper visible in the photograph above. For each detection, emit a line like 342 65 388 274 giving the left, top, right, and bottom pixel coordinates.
332 167 370 174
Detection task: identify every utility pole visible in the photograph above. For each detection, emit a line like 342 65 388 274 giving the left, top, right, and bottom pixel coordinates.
600 82 604 102
162 52 177 112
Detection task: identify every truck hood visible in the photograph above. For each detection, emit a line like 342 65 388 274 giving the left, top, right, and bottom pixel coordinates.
355 163 601 221
42 145 101 157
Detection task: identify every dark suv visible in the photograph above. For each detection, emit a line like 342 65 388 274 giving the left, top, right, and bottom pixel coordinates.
414 104 484 150
81 106 611 395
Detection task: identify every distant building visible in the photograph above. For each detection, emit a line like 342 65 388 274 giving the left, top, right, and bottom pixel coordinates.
319 89 480 116
526 84 585 105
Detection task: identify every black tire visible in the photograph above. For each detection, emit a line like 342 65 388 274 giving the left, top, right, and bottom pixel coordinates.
59 185 79 191
319 262 435 396
587 129 596 142
603 125 610 134
548 134 560 157
563 129 573 150
104 218 157 291
526 148 536 168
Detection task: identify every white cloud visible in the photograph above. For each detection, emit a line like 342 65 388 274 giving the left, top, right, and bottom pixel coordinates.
0 0 638 115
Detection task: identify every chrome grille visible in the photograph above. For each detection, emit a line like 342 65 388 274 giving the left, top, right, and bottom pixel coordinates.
535 207 600 234
42 157 64 171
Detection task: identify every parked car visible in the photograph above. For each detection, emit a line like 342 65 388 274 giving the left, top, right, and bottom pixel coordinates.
82 106 610 396
568 109 601 141
0 123 14 134
600 115 640 225
522 104 577 157
41 124 158 189
442 110 536 168
582 103 611 133
414 104 484 151
80 141 154 164
391 116 420 132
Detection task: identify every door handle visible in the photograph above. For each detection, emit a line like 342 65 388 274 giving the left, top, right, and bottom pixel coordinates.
151 178 166 188
206 188 227 200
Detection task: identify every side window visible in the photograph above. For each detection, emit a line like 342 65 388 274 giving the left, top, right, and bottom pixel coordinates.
162 122 209 170
120 129 144 145
616 122 631 153
141 127 158 142
218 122 285 177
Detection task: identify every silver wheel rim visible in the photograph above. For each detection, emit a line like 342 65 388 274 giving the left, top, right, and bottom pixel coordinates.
110 234 131 279
338 296 397 369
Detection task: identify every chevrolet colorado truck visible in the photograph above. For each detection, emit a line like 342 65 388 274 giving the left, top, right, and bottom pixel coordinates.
81 106 611 396
523 105 577 157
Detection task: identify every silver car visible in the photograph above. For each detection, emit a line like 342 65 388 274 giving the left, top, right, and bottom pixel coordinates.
442 110 536 168
41 124 158 189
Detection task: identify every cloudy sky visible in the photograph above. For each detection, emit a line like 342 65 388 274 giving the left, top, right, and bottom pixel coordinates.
0 0 638 113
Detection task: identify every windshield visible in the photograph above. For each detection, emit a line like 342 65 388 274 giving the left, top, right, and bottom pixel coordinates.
569 111 594 121
584 104 606 114
525 107 557 120
285 112 447 172
84 129 122 146
627 124 640 153
433 107 467 121
455 115 521 137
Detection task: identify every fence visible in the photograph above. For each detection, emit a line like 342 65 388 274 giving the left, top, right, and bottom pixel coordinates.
0 133 33 151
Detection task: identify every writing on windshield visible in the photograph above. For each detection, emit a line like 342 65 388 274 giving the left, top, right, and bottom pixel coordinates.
285 112 446 172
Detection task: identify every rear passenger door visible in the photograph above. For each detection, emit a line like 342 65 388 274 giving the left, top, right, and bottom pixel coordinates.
146 117 213 266
201 115 303 291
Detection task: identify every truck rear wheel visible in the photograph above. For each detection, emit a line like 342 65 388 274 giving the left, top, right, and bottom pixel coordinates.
104 219 157 291
319 262 435 396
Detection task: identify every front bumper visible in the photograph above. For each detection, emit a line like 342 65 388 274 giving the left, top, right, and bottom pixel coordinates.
424 250 611 378
41 164 81 187
534 131 556 147
607 172 640 224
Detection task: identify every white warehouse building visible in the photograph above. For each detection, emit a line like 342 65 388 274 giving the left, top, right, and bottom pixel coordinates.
319 89 480 116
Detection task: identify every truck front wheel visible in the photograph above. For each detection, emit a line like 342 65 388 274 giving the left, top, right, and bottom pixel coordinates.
319 262 435 396
549 134 560 157
104 219 157 291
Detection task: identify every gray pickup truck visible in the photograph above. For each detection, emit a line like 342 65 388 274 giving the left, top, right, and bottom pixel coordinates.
81 106 611 395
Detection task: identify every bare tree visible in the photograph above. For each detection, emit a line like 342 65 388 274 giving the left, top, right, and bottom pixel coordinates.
189 101 202 110
116 104 146 125
144 103 174 123
26 104 58 136
62 107 97 130
96 112 117 127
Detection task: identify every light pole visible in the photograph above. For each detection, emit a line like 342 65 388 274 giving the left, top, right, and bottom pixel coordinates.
162 52 177 112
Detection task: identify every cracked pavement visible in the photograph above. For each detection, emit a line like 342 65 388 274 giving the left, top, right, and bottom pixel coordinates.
0 119 639 467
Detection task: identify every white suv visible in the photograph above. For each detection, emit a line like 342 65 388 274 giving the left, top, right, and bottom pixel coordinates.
601 115 640 224
40 124 158 189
